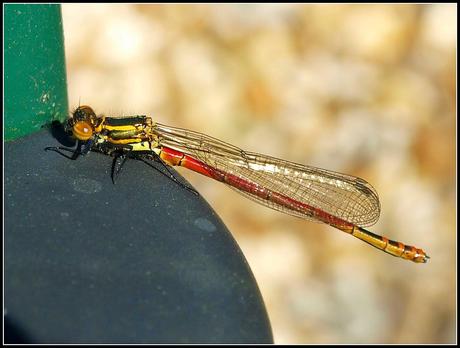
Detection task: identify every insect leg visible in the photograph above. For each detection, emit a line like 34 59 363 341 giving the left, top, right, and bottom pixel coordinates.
100 143 134 184
138 152 199 196
45 140 92 160
111 152 131 184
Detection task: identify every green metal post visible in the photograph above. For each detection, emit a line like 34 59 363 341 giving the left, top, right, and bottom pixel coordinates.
4 4 68 141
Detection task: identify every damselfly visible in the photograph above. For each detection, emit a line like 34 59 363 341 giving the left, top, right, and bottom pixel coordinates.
46 105 429 263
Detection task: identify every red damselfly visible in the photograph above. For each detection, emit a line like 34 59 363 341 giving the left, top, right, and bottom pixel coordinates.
46 105 429 263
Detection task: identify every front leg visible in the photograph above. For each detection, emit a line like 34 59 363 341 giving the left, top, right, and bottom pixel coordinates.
45 139 94 160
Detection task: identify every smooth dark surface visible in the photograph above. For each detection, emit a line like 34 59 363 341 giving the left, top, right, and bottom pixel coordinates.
5 129 273 344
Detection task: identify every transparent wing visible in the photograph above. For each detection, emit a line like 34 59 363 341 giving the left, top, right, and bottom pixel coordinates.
154 123 380 227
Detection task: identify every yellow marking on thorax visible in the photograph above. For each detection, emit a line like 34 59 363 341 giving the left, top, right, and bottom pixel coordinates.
108 138 143 145
103 124 142 132
130 141 158 151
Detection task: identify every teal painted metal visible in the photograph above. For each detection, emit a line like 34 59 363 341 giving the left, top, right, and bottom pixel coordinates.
5 4 69 141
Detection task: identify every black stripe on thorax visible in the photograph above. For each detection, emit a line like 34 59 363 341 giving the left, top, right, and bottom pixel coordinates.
103 116 148 126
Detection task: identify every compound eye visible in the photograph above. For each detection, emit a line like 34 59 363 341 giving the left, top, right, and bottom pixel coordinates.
73 121 93 140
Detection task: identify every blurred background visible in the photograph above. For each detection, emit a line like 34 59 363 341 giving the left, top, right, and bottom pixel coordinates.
61 4 456 344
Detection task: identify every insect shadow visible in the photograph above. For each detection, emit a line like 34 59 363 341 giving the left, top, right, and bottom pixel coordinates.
43 120 76 148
